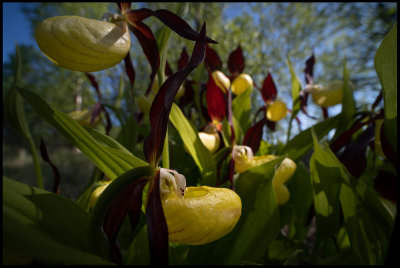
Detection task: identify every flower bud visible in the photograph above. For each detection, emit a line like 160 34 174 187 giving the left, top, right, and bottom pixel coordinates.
137 95 152 115
211 70 231 93
231 73 253 96
199 132 220 153
266 99 288 122
68 109 101 127
35 16 131 72
160 169 242 245
310 80 354 108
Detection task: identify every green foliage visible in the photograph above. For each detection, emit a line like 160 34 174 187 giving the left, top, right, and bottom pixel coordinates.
2 2 397 266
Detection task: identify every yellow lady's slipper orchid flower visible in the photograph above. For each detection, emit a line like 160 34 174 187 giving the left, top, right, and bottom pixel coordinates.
272 157 296 206
232 145 278 174
266 99 288 122
231 73 253 96
211 70 231 93
35 15 131 72
159 168 242 245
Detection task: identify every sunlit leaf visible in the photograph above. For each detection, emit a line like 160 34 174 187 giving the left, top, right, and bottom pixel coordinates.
232 86 252 134
286 55 302 142
374 22 397 151
17 86 146 179
169 103 218 186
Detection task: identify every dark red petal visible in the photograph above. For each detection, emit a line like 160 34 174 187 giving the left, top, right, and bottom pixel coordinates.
123 52 136 101
261 72 277 103
178 47 189 70
227 158 235 190
85 73 102 102
143 23 207 166
125 8 153 23
242 117 267 154
338 123 375 178
322 107 329 119
145 170 168 265
153 9 217 44
205 72 227 122
380 120 397 166
265 118 276 132
129 22 160 97
374 169 397 204
304 53 315 85
330 113 371 153
39 138 60 194
103 177 149 264
178 80 195 108
204 43 222 72
164 60 173 77
227 45 245 76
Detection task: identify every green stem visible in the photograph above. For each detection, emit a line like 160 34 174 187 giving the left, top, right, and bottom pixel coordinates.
162 127 170 169
28 138 44 189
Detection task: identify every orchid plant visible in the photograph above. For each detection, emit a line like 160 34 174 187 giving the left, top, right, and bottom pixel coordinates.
3 2 397 265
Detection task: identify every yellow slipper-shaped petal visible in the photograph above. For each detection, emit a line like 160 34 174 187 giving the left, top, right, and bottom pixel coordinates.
272 157 296 206
266 99 288 122
231 73 253 96
162 186 241 245
35 15 131 72
159 168 242 245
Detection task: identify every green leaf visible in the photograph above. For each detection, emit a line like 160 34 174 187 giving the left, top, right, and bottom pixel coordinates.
341 61 355 121
279 114 341 161
334 60 356 138
310 129 344 239
310 129 394 264
374 22 397 151
280 162 313 240
169 103 217 186
286 55 302 142
3 177 112 265
17 86 146 179
232 86 252 134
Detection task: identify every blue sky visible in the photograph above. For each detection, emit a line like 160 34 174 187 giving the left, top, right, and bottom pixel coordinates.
2 2 39 63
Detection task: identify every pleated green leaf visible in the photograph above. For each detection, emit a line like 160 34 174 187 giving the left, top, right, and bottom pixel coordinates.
169 103 217 186
3 177 112 265
279 114 342 161
374 22 397 151
16 86 146 180
311 129 394 264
